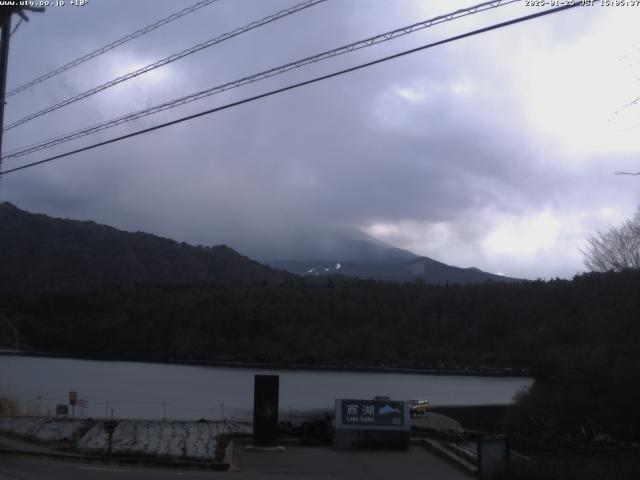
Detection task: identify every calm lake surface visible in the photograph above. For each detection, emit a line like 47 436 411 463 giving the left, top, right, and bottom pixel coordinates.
0 356 532 421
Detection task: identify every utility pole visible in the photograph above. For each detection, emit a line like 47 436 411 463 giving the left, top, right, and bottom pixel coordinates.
0 9 11 165
0 6 44 174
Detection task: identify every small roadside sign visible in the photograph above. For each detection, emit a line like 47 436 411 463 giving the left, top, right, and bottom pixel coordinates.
56 404 68 416
336 399 408 429
334 398 410 450
78 399 88 408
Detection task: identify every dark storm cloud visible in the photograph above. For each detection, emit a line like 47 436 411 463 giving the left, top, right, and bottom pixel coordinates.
2 0 639 278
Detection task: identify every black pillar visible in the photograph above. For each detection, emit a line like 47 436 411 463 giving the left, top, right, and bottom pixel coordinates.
253 374 279 446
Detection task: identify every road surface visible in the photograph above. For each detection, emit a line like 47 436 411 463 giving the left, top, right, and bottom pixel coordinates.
0 445 471 480
0 456 218 480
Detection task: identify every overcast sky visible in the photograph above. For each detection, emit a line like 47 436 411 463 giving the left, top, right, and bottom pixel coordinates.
2 0 639 279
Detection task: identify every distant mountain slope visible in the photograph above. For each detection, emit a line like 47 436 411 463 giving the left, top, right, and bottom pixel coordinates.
0 202 290 291
257 226 417 264
269 229 521 285
272 256 521 285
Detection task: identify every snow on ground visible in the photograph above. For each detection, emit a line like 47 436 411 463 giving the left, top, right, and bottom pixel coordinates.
1 416 252 460
76 419 252 460
0 416 90 442
411 412 463 432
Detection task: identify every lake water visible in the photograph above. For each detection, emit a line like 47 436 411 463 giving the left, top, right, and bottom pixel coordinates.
0 356 532 421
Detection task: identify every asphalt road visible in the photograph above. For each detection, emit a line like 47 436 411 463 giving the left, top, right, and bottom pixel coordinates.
0 446 470 480
0 456 220 480
0 456 233 480
234 444 469 480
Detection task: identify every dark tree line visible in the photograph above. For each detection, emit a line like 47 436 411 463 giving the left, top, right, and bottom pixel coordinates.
2 272 638 369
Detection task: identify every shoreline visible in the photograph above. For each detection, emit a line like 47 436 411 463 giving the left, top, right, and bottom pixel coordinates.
0 350 532 379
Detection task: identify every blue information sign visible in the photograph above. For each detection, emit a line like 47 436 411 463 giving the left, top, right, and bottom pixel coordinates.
336 399 409 430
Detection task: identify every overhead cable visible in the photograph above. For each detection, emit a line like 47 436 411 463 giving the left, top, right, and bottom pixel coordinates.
6 0 221 98
0 3 582 177
2 0 326 132
2 0 518 160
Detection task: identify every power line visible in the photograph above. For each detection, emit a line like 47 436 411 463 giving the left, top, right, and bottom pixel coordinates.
5 0 221 98
2 0 518 161
2 0 326 132
0 3 582 177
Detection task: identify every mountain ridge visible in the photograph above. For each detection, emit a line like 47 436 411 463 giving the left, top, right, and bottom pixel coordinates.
270 256 521 284
264 225 521 284
1 202 520 289
0 202 291 291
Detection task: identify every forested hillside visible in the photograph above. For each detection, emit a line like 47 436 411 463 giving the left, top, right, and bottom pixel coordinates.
0 202 290 291
1 271 637 370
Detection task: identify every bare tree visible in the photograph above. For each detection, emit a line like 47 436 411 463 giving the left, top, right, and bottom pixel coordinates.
582 208 640 272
